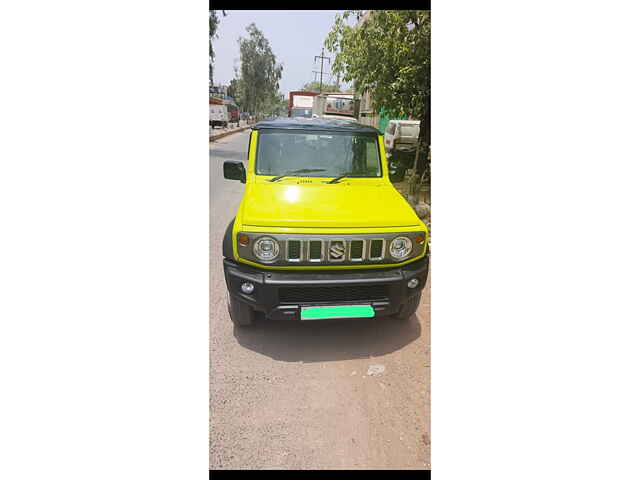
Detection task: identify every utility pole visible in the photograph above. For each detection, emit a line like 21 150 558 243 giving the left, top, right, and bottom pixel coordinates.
314 48 331 93
313 70 330 91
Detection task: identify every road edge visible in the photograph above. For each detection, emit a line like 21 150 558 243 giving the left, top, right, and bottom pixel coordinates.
209 124 254 142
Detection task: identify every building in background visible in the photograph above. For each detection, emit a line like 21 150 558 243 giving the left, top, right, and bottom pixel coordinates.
357 90 380 130
358 89 410 134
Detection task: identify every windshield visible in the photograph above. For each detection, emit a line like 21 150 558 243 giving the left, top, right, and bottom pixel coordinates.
256 130 382 178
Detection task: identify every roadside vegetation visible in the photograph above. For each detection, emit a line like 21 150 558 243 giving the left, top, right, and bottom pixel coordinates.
209 10 226 94
325 10 430 200
232 23 283 120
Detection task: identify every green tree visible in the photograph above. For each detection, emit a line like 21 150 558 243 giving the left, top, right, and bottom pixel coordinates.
229 67 248 111
227 77 239 102
326 10 430 187
262 92 287 117
209 10 226 93
237 23 283 119
301 80 343 93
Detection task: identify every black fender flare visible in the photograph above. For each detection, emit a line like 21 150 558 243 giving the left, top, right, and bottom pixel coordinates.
222 218 235 259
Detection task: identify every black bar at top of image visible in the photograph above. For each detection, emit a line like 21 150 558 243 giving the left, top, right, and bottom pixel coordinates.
209 2 431 10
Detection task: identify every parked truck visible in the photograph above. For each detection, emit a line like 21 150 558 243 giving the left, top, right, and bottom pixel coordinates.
210 96 229 128
226 102 240 126
288 91 319 118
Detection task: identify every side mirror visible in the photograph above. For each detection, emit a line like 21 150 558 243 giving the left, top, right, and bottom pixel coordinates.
389 164 406 183
392 172 405 183
223 161 246 183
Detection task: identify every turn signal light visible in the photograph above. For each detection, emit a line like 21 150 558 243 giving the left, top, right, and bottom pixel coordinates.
415 233 426 244
238 234 250 247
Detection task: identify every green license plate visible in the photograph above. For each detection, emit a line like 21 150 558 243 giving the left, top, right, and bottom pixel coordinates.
300 305 375 321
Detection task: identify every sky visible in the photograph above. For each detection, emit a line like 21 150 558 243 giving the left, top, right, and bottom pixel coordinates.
212 10 354 95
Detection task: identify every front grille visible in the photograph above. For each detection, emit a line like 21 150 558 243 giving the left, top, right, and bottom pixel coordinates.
279 284 388 303
283 238 388 263
240 232 425 266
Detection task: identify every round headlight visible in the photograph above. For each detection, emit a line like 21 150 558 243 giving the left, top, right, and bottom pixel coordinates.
389 236 413 260
253 236 279 262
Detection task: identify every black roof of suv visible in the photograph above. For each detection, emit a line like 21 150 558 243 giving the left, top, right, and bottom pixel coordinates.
252 117 380 135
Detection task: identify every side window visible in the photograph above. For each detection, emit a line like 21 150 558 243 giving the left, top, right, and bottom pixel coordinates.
364 138 380 175
350 136 381 176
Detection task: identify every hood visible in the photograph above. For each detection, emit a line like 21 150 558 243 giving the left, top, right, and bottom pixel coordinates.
240 180 420 229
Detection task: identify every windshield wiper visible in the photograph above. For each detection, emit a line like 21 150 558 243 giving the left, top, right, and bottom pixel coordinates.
326 172 362 184
268 169 325 182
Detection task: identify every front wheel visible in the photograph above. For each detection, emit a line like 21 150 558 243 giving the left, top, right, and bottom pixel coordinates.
227 294 254 327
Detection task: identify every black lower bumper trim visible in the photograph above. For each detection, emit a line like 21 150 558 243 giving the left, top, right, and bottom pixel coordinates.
223 256 429 321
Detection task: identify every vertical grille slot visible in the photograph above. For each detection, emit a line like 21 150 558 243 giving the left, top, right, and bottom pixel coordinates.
287 240 301 261
350 240 364 261
308 240 323 261
369 239 384 260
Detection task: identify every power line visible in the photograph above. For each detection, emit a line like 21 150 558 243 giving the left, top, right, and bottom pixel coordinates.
313 70 330 86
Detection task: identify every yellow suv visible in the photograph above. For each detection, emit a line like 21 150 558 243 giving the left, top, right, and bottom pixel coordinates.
222 117 429 326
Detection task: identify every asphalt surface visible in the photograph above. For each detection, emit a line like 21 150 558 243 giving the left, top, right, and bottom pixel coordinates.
210 130 431 470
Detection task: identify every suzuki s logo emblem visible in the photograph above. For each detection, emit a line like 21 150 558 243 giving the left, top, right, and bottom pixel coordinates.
330 243 345 259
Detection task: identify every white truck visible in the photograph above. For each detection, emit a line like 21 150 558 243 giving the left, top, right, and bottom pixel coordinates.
210 103 229 129
383 120 421 154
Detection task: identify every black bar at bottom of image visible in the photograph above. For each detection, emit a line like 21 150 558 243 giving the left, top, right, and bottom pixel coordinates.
210 469 431 476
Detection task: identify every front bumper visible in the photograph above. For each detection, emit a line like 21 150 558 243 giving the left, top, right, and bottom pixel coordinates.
223 256 429 321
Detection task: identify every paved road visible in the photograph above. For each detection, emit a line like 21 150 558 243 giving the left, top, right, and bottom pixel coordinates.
210 130 431 470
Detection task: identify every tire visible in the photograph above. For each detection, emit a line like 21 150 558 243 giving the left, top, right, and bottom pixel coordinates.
227 293 254 326
395 293 422 320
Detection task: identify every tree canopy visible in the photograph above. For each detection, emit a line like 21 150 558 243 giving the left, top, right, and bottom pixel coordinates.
235 23 283 118
301 81 344 94
263 92 288 117
209 10 226 91
227 78 239 102
325 10 430 132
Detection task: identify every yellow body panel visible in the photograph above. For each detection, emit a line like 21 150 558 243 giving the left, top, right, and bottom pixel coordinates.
232 130 429 270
